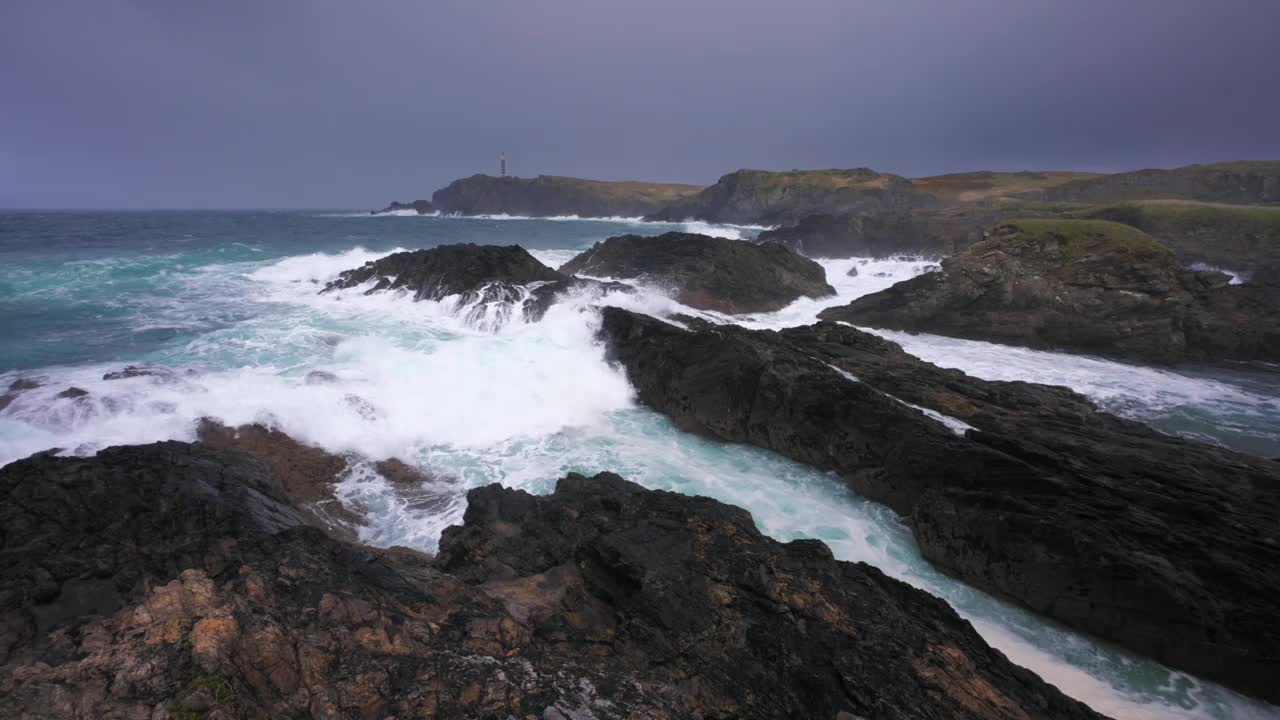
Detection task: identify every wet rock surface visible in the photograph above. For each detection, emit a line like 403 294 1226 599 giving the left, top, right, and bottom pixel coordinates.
0 443 1104 719
597 305 1280 703
559 232 835 313
322 243 628 324
195 419 364 541
819 219 1280 364
323 243 562 299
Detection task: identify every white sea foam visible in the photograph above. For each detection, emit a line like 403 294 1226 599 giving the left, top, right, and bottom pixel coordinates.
1188 262 1248 285
3 232 1278 720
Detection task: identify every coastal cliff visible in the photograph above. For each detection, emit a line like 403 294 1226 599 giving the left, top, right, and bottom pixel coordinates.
645 168 937 225
428 174 703 217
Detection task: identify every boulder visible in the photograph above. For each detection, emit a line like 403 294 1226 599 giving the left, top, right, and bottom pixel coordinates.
559 232 835 313
819 219 1280 364
596 306 1280 703
0 442 1104 719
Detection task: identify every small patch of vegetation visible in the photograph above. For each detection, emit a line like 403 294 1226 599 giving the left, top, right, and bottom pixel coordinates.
172 673 240 719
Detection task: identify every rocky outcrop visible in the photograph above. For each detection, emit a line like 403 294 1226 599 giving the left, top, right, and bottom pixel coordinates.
322 243 628 325
757 205 1079 258
0 379 43 412
324 244 562 298
195 419 364 541
0 442 1105 719
428 174 703 217
559 232 835 313
1032 161 1280 205
597 306 1280 703
1083 202 1280 285
819 219 1280 364
646 168 938 225
371 199 436 215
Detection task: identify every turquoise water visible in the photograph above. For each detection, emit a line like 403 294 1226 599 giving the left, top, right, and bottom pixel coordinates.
1 210 1278 719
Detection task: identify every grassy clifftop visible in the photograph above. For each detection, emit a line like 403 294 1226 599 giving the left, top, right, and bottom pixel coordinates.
646 168 937 225
911 171 1103 203
430 174 703 217
1036 162 1280 205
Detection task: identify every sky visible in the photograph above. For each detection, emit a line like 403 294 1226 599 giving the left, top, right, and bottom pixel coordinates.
1 0 1277 208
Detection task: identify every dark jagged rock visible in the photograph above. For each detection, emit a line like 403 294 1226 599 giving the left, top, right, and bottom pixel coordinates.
102 364 181 382
195 419 363 541
0 379 42 413
429 174 703 217
323 243 562 298
321 243 626 325
819 219 1280 364
646 168 938 225
55 387 89 399
371 199 436 215
596 306 1280 703
0 443 1104 719
1032 161 1280 205
559 232 835 313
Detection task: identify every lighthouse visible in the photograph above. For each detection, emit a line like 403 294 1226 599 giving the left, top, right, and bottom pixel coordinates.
499 153 507 178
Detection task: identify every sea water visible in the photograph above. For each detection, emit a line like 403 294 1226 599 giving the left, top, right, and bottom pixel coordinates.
1 210 1277 719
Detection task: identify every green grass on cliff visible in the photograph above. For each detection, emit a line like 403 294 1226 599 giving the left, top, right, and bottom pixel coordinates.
534 175 704 203
1189 160 1280 175
1083 201 1280 236
723 168 909 191
987 218 1170 263
912 171 1102 203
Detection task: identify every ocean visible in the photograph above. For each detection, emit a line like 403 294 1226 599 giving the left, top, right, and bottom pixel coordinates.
2 209 1278 719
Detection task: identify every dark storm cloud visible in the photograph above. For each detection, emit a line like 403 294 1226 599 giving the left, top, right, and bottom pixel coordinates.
1 0 1277 208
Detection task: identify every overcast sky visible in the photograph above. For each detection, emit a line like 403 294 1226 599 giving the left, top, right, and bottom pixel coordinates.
2 0 1277 208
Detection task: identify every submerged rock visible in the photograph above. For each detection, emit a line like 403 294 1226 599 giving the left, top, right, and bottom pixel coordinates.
559 232 835 313
54 387 89 399
303 369 339 385
597 306 1280 703
102 364 181 382
819 219 1280 364
0 378 42 412
0 443 1103 719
